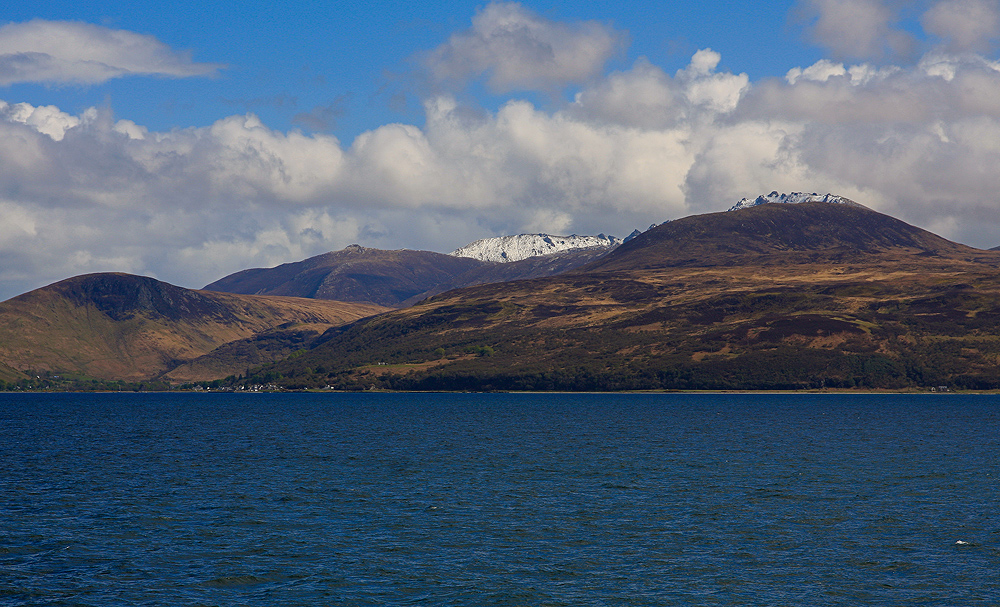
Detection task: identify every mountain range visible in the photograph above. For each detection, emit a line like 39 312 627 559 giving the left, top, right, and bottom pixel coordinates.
203 242 618 307
4 194 1000 391
241 201 1000 391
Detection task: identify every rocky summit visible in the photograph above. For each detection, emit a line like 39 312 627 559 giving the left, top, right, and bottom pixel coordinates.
728 191 860 212
450 233 623 263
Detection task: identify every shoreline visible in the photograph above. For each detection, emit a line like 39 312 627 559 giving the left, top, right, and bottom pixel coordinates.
1 388 995 395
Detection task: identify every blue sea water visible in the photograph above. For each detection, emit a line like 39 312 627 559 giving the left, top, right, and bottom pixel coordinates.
1 392 998 606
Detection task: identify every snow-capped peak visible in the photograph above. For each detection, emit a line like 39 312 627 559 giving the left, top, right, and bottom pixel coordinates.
450 233 622 263
728 191 859 211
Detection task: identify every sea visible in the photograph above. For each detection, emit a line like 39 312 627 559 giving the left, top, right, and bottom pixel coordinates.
1 392 998 606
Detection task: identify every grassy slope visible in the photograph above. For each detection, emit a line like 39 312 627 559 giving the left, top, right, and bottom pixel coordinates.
162 325 332 382
0 361 26 383
203 246 488 306
0 274 387 381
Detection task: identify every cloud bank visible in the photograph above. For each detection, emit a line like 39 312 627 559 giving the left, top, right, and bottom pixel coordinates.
2 3 1000 300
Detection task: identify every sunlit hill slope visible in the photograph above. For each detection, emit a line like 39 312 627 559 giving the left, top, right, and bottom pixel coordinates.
0 273 387 383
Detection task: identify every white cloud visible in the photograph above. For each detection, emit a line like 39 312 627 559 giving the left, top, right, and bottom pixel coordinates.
677 49 749 113
786 59 848 84
112 119 147 141
923 0 1000 53
0 100 85 140
421 2 623 92
0 19 221 85
785 59 899 85
568 59 683 129
919 50 1000 81
567 50 749 126
797 0 915 60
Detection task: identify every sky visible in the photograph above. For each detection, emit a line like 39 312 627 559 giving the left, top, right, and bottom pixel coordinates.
3 0 1000 300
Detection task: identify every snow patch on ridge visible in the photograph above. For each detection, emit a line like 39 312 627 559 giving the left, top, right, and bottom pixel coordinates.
729 191 859 211
450 233 622 263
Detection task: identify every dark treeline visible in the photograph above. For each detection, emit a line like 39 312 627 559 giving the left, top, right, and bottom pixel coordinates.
236 347 990 392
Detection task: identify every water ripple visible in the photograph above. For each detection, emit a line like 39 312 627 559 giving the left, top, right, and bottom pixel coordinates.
1 392 998 605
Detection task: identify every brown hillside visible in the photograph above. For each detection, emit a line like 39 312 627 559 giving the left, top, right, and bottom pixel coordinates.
251 203 1000 391
203 246 487 306
204 244 617 307
0 273 387 382
585 202 978 272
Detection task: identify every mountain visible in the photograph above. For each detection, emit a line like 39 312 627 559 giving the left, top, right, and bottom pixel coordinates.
203 246 485 307
450 233 622 262
0 273 387 383
728 191 860 211
204 243 618 307
242 201 1000 391
586 200 968 272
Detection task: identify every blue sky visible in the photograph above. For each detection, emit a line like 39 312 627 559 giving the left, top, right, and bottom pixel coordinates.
4 0 816 140
3 0 1000 299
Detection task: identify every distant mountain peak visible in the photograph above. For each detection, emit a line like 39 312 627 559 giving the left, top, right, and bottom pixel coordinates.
450 233 622 263
729 191 860 212
587 200 970 274
622 229 643 243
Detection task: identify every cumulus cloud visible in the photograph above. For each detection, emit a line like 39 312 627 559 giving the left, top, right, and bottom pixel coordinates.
0 19 221 85
421 2 624 92
922 0 1000 53
676 49 750 113
797 0 916 60
567 59 682 129
0 100 90 140
745 53 1000 125
785 59 900 85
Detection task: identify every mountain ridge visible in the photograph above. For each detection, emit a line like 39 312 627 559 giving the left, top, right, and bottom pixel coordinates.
204 243 617 307
199 192 914 309
9 196 1000 390
450 233 622 263
728 191 861 211
240 202 1000 392
583 201 975 273
204 246 485 307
